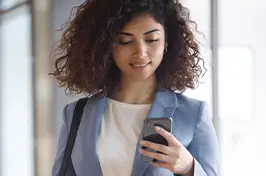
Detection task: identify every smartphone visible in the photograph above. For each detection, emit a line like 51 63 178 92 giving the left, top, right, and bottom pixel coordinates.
141 117 173 162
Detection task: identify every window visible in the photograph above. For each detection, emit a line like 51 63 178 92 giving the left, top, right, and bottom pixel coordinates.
218 46 255 176
0 3 34 176
218 0 266 174
0 0 28 10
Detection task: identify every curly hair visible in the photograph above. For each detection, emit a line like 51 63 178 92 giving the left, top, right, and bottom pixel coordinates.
50 0 205 95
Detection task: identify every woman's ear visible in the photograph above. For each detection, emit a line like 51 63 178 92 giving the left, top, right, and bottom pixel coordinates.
164 42 168 54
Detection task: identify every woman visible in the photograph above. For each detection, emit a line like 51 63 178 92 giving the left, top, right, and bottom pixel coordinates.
51 0 218 176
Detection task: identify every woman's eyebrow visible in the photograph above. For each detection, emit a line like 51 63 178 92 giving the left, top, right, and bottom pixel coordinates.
119 29 161 36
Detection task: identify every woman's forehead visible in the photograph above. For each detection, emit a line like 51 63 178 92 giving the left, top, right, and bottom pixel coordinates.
120 15 164 34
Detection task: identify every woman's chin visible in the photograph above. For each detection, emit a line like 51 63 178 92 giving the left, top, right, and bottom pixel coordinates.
127 73 156 82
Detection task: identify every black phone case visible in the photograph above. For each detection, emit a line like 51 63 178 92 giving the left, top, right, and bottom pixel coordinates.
141 118 172 162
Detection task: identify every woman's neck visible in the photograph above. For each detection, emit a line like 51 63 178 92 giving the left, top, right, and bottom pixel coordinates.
109 75 157 104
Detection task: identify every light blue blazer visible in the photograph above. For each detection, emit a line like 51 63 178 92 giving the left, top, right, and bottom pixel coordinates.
52 88 219 176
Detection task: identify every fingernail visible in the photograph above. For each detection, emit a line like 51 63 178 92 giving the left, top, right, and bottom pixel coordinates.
140 140 145 145
155 126 162 131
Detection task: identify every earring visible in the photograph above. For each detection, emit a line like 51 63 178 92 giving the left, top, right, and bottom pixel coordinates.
164 48 168 54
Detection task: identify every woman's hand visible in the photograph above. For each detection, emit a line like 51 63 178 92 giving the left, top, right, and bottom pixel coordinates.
139 126 194 176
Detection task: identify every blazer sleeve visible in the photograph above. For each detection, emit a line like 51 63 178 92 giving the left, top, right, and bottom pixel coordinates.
187 102 219 176
52 105 69 176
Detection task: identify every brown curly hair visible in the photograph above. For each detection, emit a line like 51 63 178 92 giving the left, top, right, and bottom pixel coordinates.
50 0 205 95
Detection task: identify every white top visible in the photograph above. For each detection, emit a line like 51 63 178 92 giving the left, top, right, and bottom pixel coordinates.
96 98 151 176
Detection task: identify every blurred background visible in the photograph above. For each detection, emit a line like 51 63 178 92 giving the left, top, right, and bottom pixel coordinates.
0 0 265 175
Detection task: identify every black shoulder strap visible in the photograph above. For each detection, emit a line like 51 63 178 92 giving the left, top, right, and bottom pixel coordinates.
59 97 88 176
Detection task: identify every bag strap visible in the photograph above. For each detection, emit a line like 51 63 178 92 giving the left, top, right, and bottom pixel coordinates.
59 97 88 176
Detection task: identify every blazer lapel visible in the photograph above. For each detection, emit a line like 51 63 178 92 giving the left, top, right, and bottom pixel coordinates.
78 95 106 176
131 89 179 176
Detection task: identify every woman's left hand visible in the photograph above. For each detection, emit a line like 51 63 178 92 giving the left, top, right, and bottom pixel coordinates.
139 126 194 176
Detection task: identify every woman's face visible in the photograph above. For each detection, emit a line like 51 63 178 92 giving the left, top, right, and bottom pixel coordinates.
112 14 167 82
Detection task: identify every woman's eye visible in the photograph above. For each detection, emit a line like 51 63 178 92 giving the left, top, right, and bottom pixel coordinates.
147 39 159 43
119 41 132 45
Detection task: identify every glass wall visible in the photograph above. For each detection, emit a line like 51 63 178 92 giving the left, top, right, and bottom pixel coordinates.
0 1 34 176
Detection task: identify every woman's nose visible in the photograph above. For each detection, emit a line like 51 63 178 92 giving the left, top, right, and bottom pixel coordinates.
133 42 148 59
